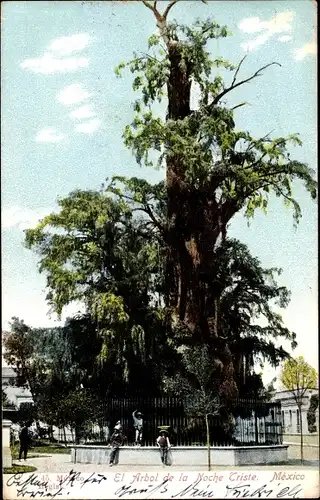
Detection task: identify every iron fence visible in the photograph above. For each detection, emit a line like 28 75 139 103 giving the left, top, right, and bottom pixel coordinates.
94 397 282 447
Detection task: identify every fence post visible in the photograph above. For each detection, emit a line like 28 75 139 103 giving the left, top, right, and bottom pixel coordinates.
254 408 259 445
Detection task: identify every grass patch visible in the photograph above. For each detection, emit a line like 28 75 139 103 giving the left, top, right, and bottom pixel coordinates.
4 464 37 474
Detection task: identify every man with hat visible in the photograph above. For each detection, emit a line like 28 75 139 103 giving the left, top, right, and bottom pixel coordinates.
132 409 143 446
156 429 171 466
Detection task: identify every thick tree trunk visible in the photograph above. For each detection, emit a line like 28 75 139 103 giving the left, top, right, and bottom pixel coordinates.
160 20 238 399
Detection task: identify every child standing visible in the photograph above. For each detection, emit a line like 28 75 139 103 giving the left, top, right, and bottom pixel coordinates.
156 430 171 466
108 427 126 467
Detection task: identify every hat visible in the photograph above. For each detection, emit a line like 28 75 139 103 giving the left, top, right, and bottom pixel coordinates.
160 429 169 435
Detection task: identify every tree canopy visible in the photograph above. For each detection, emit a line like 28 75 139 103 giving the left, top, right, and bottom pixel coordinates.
280 356 318 400
114 0 316 394
22 0 317 402
25 185 297 399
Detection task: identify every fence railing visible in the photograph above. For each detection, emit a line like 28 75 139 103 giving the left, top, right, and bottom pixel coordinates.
89 397 283 447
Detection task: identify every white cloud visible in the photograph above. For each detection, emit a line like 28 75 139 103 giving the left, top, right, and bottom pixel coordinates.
295 41 317 61
48 33 91 56
2 206 52 230
70 104 96 120
76 118 101 134
241 33 270 53
238 17 265 34
20 33 90 75
239 11 295 52
20 53 89 75
36 127 64 143
57 84 90 106
278 35 292 43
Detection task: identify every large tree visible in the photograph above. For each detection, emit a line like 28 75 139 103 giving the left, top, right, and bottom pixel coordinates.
115 0 316 395
24 1 316 399
25 180 297 400
25 190 174 396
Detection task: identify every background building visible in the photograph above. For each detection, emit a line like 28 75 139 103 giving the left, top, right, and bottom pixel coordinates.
2 366 33 408
273 389 319 436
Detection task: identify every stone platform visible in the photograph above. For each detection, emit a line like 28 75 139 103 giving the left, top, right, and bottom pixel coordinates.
2 420 13 468
71 445 288 466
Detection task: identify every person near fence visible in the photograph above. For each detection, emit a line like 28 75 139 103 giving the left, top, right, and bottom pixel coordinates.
114 420 122 431
132 410 143 446
19 423 31 461
156 430 171 466
108 427 126 467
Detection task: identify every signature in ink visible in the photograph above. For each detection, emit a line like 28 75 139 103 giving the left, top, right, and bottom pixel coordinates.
224 482 303 498
171 477 215 498
114 478 169 498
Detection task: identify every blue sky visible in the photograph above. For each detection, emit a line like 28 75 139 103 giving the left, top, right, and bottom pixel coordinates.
2 1 317 382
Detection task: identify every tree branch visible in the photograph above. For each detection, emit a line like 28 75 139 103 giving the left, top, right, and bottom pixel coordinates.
231 102 249 111
142 1 156 13
163 0 179 20
231 55 247 87
209 62 282 109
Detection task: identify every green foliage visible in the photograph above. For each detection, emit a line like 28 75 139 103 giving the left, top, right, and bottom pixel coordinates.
22 0 317 406
3 318 50 408
23 176 299 399
164 345 224 416
118 3 316 226
215 239 297 381
16 402 36 426
281 356 318 404
281 355 317 464
24 188 173 396
307 394 319 433
164 344 225 470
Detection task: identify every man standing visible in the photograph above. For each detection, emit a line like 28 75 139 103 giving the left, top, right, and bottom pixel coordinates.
156 430 171 466
108 427 126 467
132 410 143 446
19 423 31 461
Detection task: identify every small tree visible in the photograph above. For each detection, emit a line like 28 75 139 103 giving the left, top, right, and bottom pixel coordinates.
58 389 96 444
164 345 225 470
280 356 318 463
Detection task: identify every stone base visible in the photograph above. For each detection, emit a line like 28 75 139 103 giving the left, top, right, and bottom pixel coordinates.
2 420 13 469
3 448 12 468
71 445 288 467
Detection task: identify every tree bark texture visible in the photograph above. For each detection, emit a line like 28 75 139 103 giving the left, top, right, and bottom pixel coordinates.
164 38 237 397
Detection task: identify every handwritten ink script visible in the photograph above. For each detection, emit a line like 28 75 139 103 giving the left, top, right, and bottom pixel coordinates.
4 469 319 499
